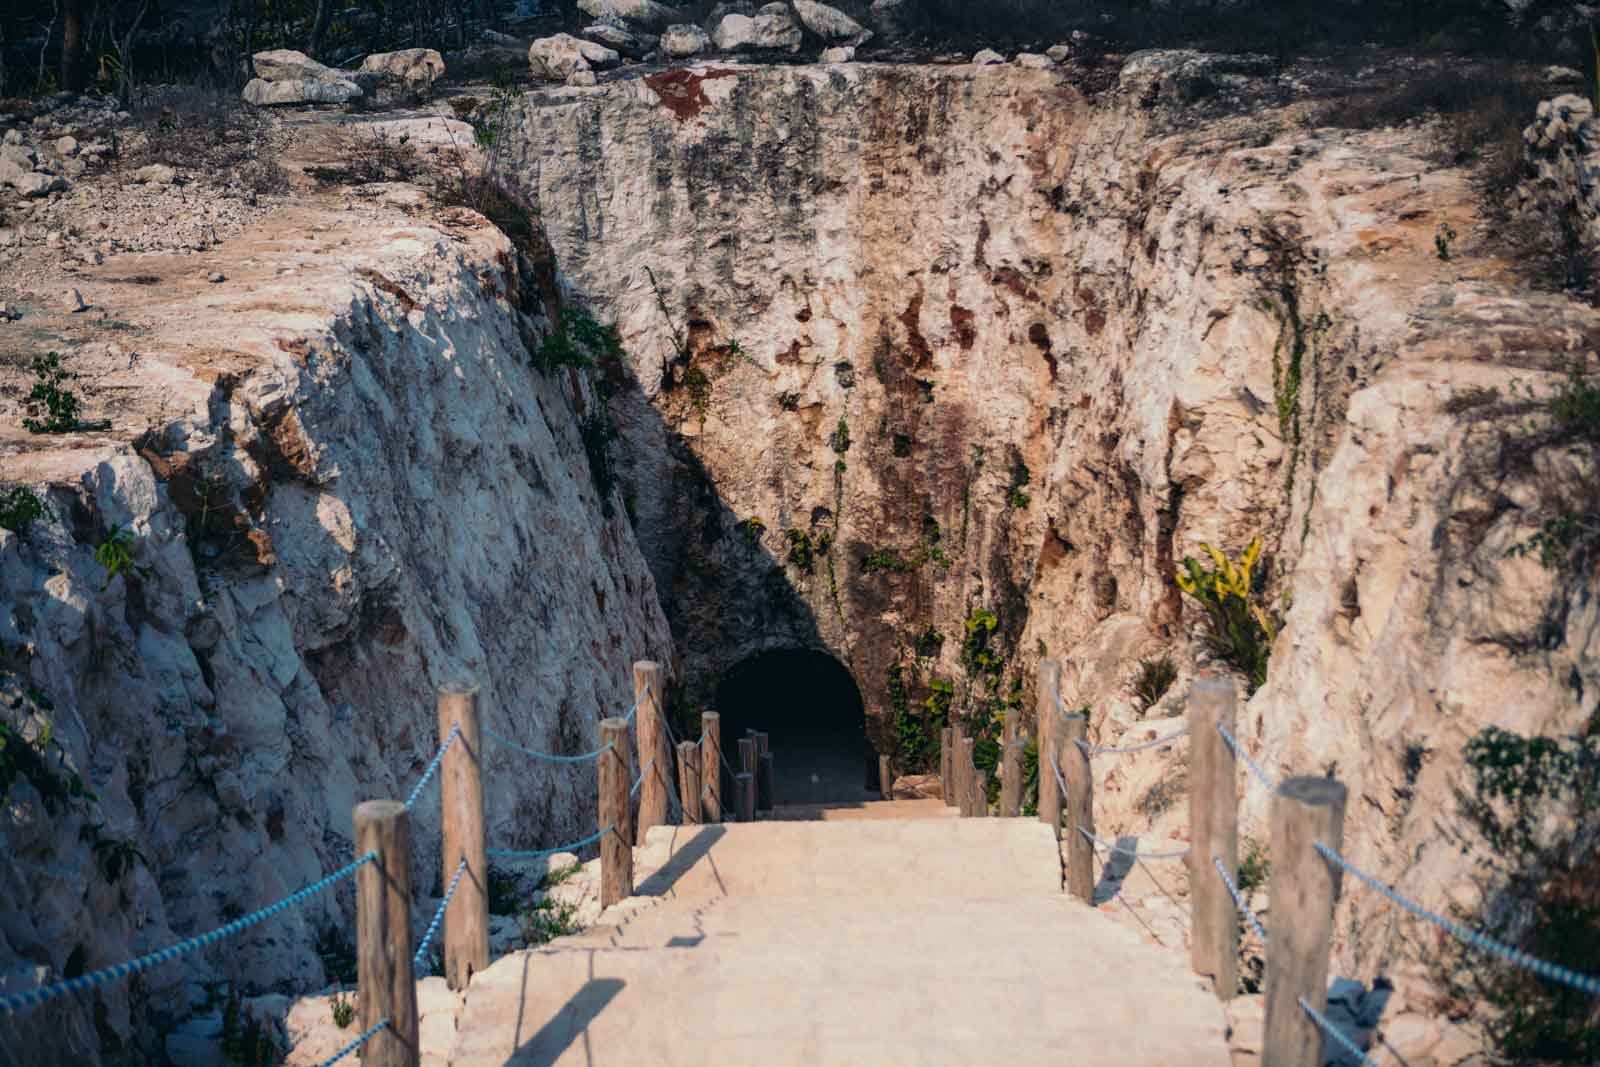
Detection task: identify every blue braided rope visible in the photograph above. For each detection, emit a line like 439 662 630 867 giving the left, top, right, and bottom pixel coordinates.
1077 827 1191 861
1298 997 1378 1066
317 1017 391 1067
1214 855 1270 945
1315 842 1600 996
483 725 613 764
1076 724 1190 756
487 825 612 860
1054 691 1087 722
1216 721 1280 795
414 858 468 969
404 723 461 811
630 756 655 797
620 693 642 724
0 852 375 1017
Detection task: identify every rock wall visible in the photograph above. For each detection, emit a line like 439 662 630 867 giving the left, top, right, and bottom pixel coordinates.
501 53 1599 996
0 193 673 1064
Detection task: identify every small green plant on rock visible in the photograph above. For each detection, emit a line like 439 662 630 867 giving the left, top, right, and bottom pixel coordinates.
21 354 84 434
741 517 767 544
1175 536 1277 692
94 525 148 589
534 309 623 375
579 411 620 518
830 417 851 454
1237 836 1271 893
330 990 355 1030
1132 655 1178 713
521 897 579 945
1435 221 1457 261
0 486 47 537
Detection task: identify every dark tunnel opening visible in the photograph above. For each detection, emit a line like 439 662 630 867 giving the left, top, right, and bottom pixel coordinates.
715 649 875 806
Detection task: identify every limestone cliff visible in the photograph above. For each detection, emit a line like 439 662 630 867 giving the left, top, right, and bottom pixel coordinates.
0 185 673 1063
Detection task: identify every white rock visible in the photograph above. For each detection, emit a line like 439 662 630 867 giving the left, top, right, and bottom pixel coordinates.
791 0 872 43
359 48 446 97
1015 53 1054 69
1046 43 1072 62
972 49 1005 65
582 22 655 59
576 0 679 30
242 77 362 106
209 271 226 283
0 142 36 168
529 33 619 81
12 172 66 198
568 69 598 87
713 12 803 53
660 24 712 58
820 46 856 63
1545 64 1584 83
251 48 350 84
1 128 20 144
131 163 177 184
54 135 79 156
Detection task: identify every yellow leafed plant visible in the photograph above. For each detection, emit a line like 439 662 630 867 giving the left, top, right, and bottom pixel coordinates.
1175 535 1277 691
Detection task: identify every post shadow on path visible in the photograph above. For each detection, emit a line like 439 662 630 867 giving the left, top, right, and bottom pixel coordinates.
506 968 624 1067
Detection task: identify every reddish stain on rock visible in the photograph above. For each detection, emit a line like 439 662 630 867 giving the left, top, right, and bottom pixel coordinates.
949 305 976 351
991 266 1039 302
1084 307 1107 337
645 68 739 122
899 292 933 368
1027 322 1057 380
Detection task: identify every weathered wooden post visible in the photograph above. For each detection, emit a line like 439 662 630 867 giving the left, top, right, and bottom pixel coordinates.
1263 777 1348 1067
436 681 488 992
940 727 955 806
737 738 757 821
677 740 702 824
354 800 420 1067
599 717 633 906
755 732 773 811
634 661 668 835
700 712 722 823
971 763 989 818
1000 715 1023 817
1189 672 1241 1000
958 736 976 817
1037 661 1062 837
1061 710 1094 903
736 772 755 821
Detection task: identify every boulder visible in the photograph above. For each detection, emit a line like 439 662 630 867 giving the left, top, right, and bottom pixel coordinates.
1015 53 1054 69
867 0 919 38
9 171 67 198
660 24 712 58
250 48 348 84
358 48 446 101
528 33 620 81
792 0 872 44
702 1 756 31
242 77 363 106
1046 43 1072 63
576 0 679 30
131 163 177 184
972 49 1005 65
582 22 655 59
0 142 36 169
568 69 598 87
55 136 79 157
713 12 803 53
820 45 856 63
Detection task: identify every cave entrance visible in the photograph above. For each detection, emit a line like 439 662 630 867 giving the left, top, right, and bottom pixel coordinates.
715 649 874 807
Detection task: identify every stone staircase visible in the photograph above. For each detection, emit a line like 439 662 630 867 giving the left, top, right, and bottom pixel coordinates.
447 813 1232 1066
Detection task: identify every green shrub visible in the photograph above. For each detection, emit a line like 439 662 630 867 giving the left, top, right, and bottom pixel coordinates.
888 664 938 774
830 417 851 454
0 486 46 537
1548 357 1600 444
1237 836 1271 893
21 354 83 434
330 990 356 1030
94 525 146 588
1132 655 1178 712
534 309 623 375
521 898 579 945
579 411 619 517
740 517 766 543
1175 537 1277 692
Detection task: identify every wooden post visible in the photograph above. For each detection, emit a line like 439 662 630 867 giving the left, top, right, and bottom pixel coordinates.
754 732 773 811
354 800 420 1067
972 765 989 817
1037 661 1062 837
677 740 702 824
634 661 668 836
436 681 488 992
1264 776 1348 1067
940 727 955 806
1000 716 1023 817
735 772 755 821
958 736 976 817
700 712 722 823
1062 711 1094 903
1189 672 1241 1000
599 717 633 907
879 754 894 800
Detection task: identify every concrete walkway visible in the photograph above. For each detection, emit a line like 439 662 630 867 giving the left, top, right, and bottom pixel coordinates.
449 817 1231 1066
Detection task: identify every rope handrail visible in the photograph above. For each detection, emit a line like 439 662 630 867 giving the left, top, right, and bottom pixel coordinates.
0 852 376 1017
414 858 468 969
1049 751 1069 798
1298 997 1377 1067
1313 842 1600 996
1216 721 1280 795
1076 724 1190 756
1055 690 1087 722
487 825 613 860
483 725 614 764
1214 855 1270 946
317 1018 391 1067
1077 827 1191 861
630 756 655 797
404 723 462 811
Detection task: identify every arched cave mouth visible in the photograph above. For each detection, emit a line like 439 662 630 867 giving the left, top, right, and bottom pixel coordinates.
715 649 874 806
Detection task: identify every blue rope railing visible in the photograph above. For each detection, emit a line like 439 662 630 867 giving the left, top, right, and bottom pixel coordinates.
414 857 468 970
1298 997 1377 1067
0 852 375 1017
1214 855 1270 946
483 726 613 764
404 723 461 811
1216 721 1280 795
317 1017 391 1067
1314 842 1600 996
1076 724 1190 756
487 825 613 860
1077 828 1191 861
